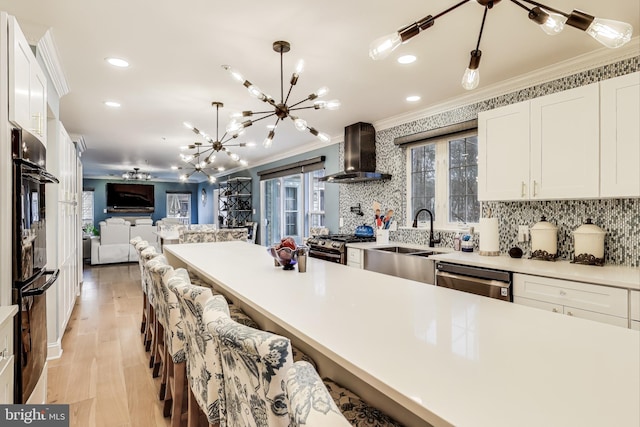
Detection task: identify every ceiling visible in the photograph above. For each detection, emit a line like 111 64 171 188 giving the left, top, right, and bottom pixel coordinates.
1 0 638 182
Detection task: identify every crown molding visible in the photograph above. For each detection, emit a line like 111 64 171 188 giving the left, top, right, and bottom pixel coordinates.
37 29 70 98
373 37 640 132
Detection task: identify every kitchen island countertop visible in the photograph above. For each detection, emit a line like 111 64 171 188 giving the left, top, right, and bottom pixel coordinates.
164 241 639 427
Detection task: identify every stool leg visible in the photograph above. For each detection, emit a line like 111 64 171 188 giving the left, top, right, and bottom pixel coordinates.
171 362 185 427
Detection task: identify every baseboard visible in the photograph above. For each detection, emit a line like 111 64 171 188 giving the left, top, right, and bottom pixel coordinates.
47 338 63 360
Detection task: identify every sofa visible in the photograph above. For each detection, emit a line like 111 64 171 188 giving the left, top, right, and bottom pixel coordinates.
91 218 159 265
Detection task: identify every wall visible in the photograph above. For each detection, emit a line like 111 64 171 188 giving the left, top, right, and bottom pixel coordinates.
197 181 215 224
339 57 639 267
83 178 199 224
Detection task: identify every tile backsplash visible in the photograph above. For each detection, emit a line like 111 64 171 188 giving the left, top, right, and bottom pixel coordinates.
339 57 639 267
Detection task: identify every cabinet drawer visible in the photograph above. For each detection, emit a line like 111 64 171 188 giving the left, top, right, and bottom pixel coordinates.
631 320 640 332
513 274 627 317
563 306 629 328
514 296 563 314
347 248 362 264
630 290 640 322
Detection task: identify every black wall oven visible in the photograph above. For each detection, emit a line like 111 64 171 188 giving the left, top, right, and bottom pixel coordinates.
11 128 59 403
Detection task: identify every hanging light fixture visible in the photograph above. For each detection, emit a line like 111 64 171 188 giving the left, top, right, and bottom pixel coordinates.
175 142 227 183
369 0 633 90
122 167 151 180
182 101 251 168
222 40 340 148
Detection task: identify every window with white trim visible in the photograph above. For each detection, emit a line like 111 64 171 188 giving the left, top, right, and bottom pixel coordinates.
408 132 479 228
82 190 94 227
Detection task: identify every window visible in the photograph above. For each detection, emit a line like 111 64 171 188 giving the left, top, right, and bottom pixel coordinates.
82 190 94 227
166 192 191 225
408 132 479 227
307 169 325 228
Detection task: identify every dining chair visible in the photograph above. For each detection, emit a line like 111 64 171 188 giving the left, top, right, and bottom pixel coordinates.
207 308 294 427
169 271 228 427
285 361 351 427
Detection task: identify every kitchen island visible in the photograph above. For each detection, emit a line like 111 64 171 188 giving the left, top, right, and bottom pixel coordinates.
164 241 639 427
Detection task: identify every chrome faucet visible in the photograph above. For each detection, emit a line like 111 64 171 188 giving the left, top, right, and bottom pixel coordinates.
412 208 441 247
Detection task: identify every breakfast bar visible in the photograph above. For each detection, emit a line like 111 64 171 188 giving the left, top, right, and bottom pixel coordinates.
164 241 640 427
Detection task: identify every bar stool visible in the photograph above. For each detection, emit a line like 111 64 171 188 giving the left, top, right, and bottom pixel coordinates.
169 270 228 427
207 307 294 427
146 255 173 387
285 361 351 426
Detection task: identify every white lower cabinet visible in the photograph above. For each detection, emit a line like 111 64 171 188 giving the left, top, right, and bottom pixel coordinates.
513 273 628 328
630 290 640 331
347 248 363 269
0 307 17 403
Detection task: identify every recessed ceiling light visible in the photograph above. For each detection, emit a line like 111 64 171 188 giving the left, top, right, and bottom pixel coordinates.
397 55 416 64
246 142 256 147
266 124 276 130
104 101 121 108
406 95 421 102
170 165 178 170
105 57 129 68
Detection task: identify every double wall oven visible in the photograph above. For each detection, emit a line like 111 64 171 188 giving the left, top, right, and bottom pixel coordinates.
11 128 59 403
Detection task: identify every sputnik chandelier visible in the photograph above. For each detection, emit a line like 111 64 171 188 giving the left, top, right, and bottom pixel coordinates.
369 0 633 90
222 40 340 148
122 167 151 180
179 101 252 182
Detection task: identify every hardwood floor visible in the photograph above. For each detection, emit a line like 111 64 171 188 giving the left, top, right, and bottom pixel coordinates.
47 263 172 427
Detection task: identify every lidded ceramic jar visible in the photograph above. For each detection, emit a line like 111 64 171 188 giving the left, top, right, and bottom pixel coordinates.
573 218 605 260
530 216 558 258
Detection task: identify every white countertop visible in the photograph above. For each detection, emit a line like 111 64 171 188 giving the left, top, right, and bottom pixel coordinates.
0 305 18 325
164 241 640 427
429 252 640 290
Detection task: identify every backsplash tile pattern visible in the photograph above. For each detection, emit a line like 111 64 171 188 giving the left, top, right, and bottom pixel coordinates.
339 57 639 266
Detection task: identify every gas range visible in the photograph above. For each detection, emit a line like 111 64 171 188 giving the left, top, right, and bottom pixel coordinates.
307 234 376 264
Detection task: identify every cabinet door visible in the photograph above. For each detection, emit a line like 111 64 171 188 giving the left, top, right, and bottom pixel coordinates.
630 290 640 322
477 101 530 201
347 248 363 269
600 72 640 198
8 16 32 131
30 63 48 144
530 83 600 199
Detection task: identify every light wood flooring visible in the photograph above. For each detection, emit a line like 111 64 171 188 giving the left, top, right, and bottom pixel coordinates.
47 263 173 427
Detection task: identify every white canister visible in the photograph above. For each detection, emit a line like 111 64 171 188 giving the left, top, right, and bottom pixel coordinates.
573 218 605 259
530 216 558 256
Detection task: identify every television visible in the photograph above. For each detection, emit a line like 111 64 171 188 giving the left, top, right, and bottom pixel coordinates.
106 183 155 211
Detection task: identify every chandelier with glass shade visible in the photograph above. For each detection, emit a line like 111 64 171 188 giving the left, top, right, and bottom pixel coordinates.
369 0 633 91
122 167 151 180
222 40 340 148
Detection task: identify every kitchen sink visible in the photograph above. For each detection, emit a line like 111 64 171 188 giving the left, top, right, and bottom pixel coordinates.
371 246 426 254
364 246 435 284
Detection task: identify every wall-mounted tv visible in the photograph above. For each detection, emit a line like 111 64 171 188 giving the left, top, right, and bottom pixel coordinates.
106 183 155 212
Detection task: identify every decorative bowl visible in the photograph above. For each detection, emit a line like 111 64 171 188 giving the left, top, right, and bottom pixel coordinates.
268 246 297 270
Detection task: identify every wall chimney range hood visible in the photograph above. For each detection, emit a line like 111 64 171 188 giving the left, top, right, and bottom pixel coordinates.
320 122 391 183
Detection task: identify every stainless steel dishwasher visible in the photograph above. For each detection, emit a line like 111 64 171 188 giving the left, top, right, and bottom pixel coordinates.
435 262 512 301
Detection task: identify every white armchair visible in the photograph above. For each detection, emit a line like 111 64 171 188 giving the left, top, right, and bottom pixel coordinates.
91 218 134 265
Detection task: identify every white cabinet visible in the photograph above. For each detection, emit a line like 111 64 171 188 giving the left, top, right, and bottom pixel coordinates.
630 290 640 331
0 306 18 404
347 247 363 269
477 101 530 200
600 72 640 198
513 273 628 328
479 83 607 201
530 84 600 199
8 16 47 144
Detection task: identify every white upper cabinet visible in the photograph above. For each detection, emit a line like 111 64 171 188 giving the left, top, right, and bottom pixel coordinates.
530 83 600 199
600 72 640 198
8 16 47 145
478 101 530 200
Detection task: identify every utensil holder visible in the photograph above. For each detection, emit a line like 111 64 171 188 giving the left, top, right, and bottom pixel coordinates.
376 229 389 245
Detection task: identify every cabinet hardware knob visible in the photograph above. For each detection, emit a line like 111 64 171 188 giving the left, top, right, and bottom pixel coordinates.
567 311 574 316
559 290 567 296
533 180 538 197
521 181 526 198
552 308 558 313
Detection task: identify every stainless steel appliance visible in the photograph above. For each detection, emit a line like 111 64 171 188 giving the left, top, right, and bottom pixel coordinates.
435 262 512 301
307 234 376 264
11 128 59 403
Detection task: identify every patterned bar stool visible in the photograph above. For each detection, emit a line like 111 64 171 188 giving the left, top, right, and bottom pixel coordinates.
131 238 149 334
285 361 351 426
140 245 161 356
169 271 228 427
207 307 294 427
146 255 173 391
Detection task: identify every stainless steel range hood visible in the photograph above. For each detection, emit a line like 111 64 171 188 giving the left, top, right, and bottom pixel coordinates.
320 122 391 183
